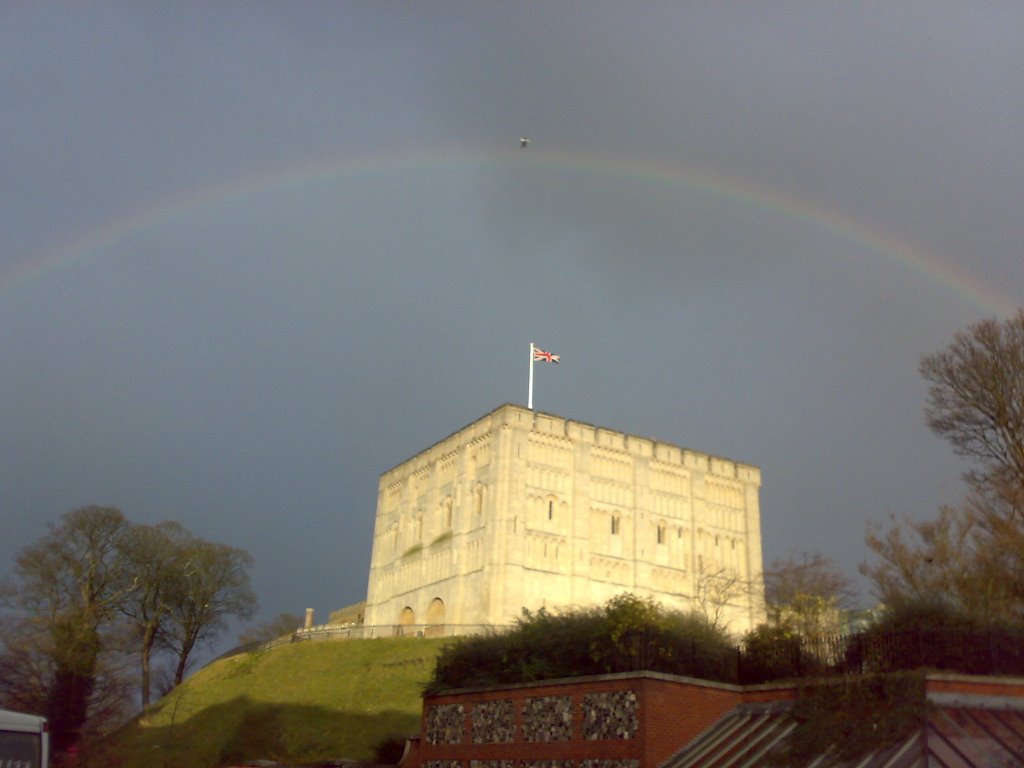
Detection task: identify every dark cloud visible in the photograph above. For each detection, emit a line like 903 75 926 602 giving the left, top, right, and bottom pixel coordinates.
1 3 1020 653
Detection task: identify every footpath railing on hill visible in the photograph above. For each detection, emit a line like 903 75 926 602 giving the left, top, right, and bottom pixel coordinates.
210 623 510 664
292 623 508 641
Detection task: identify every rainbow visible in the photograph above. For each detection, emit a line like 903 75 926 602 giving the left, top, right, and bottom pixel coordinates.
2 145 1018 317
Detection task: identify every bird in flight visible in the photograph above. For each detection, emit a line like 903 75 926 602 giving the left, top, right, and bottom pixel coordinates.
520 137 530 149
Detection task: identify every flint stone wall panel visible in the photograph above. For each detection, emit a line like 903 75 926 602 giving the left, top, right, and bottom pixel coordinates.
427 703 465 745
521 695 573 742
582 691 638 740
472 699 516 744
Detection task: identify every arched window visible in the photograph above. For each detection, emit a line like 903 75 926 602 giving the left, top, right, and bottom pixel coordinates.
611 514 621 536
657 522 666 545
443 498 453 528
548 499 554 520
474 484 484 516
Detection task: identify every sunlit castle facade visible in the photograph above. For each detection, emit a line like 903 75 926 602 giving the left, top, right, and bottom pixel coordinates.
364 404 765 635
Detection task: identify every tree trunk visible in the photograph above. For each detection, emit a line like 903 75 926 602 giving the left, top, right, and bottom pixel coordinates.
47 621 100 755
172 628 199 687
139 622 158 708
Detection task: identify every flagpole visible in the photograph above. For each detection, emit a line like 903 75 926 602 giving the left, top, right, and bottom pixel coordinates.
528 342 535 410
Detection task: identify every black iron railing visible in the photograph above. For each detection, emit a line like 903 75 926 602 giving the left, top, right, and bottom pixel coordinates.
737 629 1024 684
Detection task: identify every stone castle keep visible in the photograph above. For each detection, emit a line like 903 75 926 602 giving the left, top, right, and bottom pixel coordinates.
363 404 765 634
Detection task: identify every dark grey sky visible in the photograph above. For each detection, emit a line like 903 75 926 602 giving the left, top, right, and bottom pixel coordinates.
2 3 1022 650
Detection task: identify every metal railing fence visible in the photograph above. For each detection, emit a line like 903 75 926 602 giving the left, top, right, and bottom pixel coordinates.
737 628 1024 683
210 622 511 664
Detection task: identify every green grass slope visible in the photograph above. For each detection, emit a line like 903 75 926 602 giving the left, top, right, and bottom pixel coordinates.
88 637 451 768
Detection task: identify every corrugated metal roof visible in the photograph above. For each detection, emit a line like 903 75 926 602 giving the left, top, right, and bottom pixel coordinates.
661 701 1024 768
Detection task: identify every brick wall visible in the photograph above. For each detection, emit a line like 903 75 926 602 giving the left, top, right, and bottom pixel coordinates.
411 672 794 768
925 673 1024 699
408 672 1024 768
636 677 740 767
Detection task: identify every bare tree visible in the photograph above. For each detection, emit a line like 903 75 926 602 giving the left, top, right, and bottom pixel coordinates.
863 311 1024 622
764 552 854 637
920 309 1024 514
162 538 257 687
3 505 260 753
0 614 53 714
118 521 191 708
693 561 750 633
237 612 304 645
8 506 133 753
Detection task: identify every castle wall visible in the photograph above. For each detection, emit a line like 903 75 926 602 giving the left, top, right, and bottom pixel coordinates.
364 404 764 635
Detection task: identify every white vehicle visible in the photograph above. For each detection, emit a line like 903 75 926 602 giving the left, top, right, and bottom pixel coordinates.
0 709 48 768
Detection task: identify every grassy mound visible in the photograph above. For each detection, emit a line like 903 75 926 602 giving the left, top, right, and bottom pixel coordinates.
86 636 451 768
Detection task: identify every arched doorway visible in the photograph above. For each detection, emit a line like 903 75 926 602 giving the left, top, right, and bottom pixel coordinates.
425 598 445 638
398 606 415 636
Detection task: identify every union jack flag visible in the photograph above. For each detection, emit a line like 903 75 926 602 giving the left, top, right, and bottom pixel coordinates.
533 347 560 364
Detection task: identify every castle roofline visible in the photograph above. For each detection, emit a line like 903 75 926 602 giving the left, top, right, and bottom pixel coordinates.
379 403 759 481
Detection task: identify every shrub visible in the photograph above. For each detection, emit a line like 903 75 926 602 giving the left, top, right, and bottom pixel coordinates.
424 594 737 694
740 624 807 683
